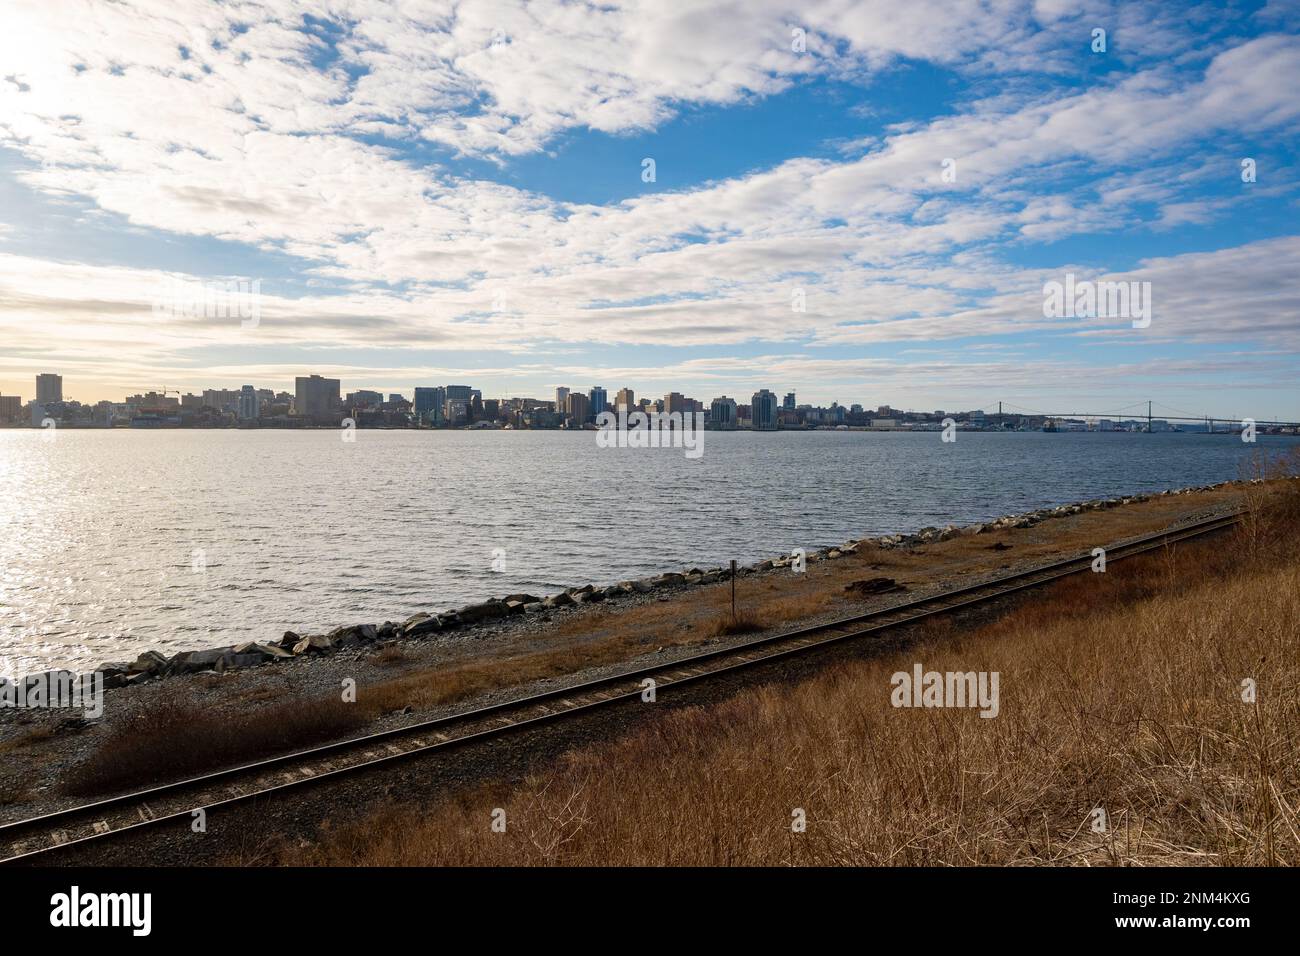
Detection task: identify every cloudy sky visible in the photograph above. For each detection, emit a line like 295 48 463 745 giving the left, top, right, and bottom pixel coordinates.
1 0 1298 417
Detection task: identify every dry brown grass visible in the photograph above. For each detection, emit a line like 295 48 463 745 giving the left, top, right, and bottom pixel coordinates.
268 490 1300 867
701 610 764 637
63 692 367 797
369 644 412 668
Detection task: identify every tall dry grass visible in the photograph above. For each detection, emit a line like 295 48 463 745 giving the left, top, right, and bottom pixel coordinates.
63 693 367 797
268 493 1300 866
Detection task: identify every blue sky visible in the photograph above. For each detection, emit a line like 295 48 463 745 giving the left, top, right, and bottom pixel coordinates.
1 0 1298 417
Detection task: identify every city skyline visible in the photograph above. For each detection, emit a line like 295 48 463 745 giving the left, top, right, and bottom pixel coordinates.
2 3 1298 416
8 368 1292 434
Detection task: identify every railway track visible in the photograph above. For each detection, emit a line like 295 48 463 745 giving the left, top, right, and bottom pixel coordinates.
0 510 1241 864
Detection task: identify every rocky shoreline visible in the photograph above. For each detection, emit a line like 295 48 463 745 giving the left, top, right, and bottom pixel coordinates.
12 480 1249 691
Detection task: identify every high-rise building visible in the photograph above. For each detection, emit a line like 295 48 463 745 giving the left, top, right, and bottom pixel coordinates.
751 389 779 430
615 388 635 413
588 386 608 418
565 391 590 426
445 398 469 424
783 391 796 410
663 392 688 415
202 388 242 411
413 387 446 425
555 386 570 413
0 395 21 424
36 373 62 405
295 374 341 420
345 390 383 408
710 396 737 430
237 385 259 420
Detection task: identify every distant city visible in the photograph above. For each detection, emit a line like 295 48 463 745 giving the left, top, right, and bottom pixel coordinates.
2 372 1294 434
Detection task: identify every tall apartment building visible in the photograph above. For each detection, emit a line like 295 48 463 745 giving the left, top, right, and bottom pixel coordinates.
0 395 21 423
413 386 446 425
295 374 341 420
565 391 590 426
555 386 570 413
588 386 608 418
710 396 738 430
751 389 780 430
615 388 635 413
237 385 260 420
202 388 242 411
36 373 62 405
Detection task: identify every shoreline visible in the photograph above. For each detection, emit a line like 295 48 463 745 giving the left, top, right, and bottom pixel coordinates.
3 478 1254 691
0 478 1262 825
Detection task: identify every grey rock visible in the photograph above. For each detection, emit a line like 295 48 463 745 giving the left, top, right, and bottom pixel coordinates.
171 648 228 674
292 634 334 655
129 650 169 674
543 593 574 608
457 601 511 623
503 593 541 605
218 653 266 671
404 616 444 637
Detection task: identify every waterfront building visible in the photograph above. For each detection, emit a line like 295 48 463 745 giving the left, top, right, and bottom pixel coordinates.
445 398 469 424
201 388 242 412
555 386 570 413
751 389 780 430
710 396 737 430
783 391 796 410
0 395 20 424
565 391 590 426
237 385 259 420
36 373 63 405
346 390 383 408
664 392 697 416
445 385 474 402
413 386 446 425
615 388 635 413
589 386 608 418
295 374 341 421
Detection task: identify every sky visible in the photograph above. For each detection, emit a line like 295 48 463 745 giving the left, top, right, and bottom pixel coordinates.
1 0 1298 419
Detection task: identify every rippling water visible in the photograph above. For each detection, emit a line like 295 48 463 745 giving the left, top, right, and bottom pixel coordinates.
1 428 1294 673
